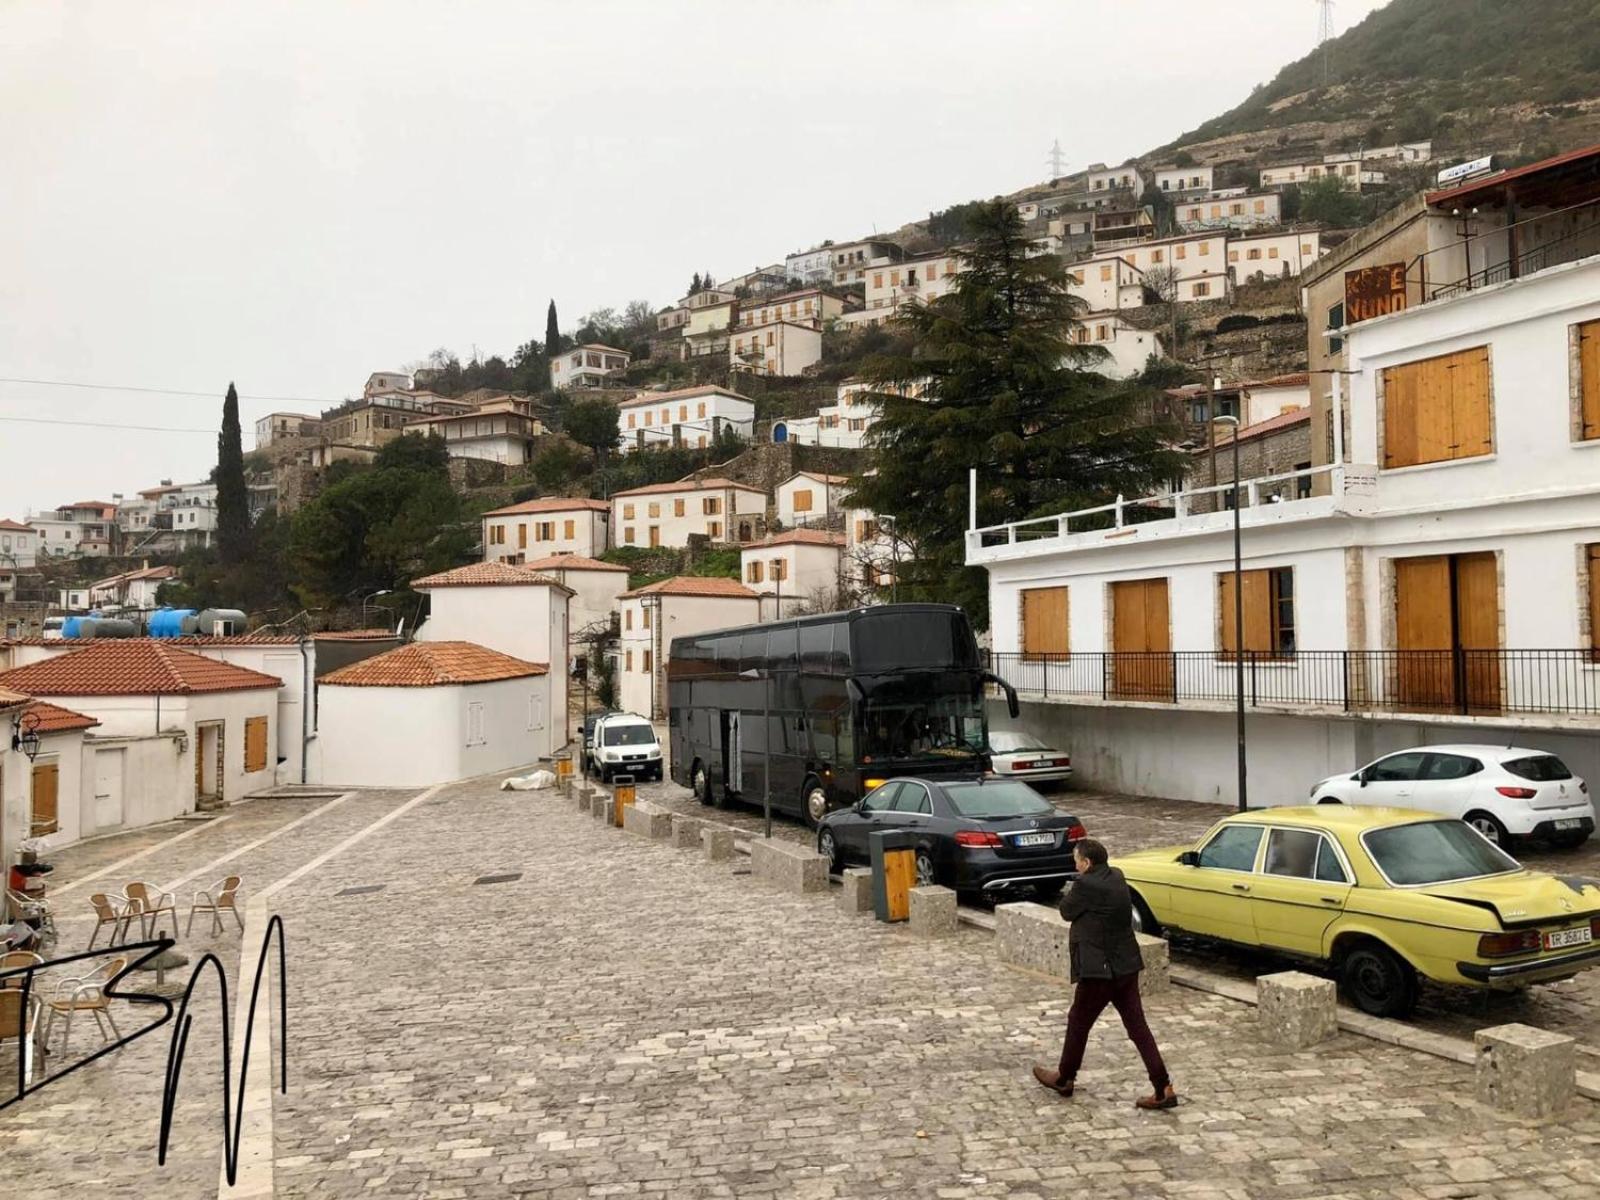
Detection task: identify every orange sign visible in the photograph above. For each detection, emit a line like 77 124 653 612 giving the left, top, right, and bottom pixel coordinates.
1344 263 1408 323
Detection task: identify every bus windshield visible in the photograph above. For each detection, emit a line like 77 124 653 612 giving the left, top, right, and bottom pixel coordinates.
860 691 985 762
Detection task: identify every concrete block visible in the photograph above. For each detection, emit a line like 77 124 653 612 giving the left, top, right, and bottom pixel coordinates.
1475 1023 1575 1117
995 902 1069 979
702 827 734 862
623 800 673 840
556 776 571 798
909 885 957 937
748 838 829 894
592 796 615 825
670 814 703 849
572 785 593 814
837 867 873 915
1257 971 1335 1048
1135 932 1170 996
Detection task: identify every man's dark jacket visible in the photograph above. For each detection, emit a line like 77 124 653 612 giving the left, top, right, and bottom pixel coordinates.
1058 863 1144 982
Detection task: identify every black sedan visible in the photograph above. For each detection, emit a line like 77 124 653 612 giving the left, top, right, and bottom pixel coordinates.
816 777 1086 899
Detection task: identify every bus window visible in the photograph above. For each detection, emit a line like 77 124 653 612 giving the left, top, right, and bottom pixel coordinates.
799 621 832 671
769 624 799 670
860 692 985 762
740 631 769 673
715 635 740 672
852 610 977 672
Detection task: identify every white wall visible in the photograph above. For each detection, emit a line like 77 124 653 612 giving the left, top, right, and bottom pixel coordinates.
188 688 280 802
78 733 189 838
417 583 563 671
541 566 626 641
777 474 846 525
619 394 754 452
613 485 766 548
742 542 843 601
318 685 459 787
12 731 86 852
1177 194 1281 231
485 508 608 561
1229 231 1323 281
189 643 312 785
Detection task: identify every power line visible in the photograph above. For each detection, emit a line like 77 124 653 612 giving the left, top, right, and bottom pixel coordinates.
0 376 333 405
0 414 239 437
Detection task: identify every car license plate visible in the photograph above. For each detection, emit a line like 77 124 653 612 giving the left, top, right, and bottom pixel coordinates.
1545 927 1593 950
1555 818 1583 830
1014 832 1054 847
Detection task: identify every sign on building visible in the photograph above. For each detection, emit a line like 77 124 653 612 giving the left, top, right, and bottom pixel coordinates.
1436 155 1496 187
1344 262 1408 324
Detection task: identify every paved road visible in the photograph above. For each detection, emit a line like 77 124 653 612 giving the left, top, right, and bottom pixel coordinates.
6 777 1600 1197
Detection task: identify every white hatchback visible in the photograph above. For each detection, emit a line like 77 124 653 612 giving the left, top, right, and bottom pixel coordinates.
1308 744 1593 849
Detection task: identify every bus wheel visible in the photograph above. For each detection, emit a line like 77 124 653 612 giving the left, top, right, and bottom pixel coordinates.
802 779 829 828
692 761 713 807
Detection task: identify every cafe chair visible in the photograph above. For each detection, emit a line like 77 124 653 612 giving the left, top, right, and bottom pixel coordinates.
0 950 42 991
187 876 245 937
87 893 129 950
0 988 42 1086
40 956 126 1058
122 882 178 941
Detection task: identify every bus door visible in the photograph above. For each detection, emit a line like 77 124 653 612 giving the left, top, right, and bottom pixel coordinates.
722 710 743 794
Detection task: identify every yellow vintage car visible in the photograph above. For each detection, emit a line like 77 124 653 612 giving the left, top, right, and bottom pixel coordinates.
1112 806 1600 1017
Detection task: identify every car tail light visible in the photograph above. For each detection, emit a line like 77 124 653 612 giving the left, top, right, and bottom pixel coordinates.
1590 916 1600 938
1065 824 1087 841
954 830 1003 848
1052 758 1072 768
1477 930 1542 957
1496 786 1538 799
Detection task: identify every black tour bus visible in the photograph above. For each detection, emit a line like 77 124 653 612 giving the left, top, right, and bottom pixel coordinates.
667 604 1019 825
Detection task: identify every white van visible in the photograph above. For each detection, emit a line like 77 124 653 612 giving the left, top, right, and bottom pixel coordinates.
588 713 663 782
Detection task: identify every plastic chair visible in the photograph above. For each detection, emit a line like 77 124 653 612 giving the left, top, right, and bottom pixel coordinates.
122 882 178 941
0 950 42 991
0 989 42 1086
87 893 128 950
187 876 244 936
40 956 126 1058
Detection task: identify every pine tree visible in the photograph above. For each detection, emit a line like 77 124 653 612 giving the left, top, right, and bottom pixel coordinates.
215 382 252 564
849 200 1185 627
545 300 562 356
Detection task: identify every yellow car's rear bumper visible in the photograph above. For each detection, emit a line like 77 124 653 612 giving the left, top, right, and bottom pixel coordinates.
1457 944 1600 985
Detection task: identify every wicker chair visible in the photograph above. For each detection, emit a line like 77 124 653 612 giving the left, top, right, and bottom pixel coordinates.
0 988 42 1086
187 876 244 936
122 882 178 941
40 956 126 1057
0 950 42 991
87 893 129 950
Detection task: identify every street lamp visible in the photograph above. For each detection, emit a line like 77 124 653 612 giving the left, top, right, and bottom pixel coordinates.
738 667 772 839
1214 413 1248 812
361 589 391 629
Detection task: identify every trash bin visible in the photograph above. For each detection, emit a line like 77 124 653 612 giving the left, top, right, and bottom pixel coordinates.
613 774 636 828
868 829 915 923
554 752 573 781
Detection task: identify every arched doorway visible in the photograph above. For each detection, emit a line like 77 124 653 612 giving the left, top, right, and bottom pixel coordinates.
772 422 788 443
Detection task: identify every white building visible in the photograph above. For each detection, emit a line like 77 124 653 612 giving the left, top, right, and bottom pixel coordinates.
1260 155 1387 189
1155 166 1213 195
255 411 322 446
411 560 571 750
1240 374 1312 426
680 289 739 359
364 370 412 396
776 379 925 449
549 344 631 390
1087 163 1143 196
968 245 1600 806
617 576 761 720
0 519 38 570
611 477 768 548
785 244 835 284
1228 229 1325 282
776 471 849 528
1110 231 1231 302
617 386 755 452
482 497 611 563
87 564 177 610
1066 255 1148 312
730 320 822 378
520 553 630 642
0 693 97 867
317 642 553 788
829 239 903 286
1177 192 1282 232
30 501 117 558
741 529 847 617
1071 315 1164 379
855 252 963 323
403 398 547 464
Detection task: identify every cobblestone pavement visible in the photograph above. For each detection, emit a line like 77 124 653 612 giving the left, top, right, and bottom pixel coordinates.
10 773 1600 1197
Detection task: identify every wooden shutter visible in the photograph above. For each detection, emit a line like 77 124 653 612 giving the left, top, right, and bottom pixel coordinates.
1218 570 1272 658
1394 555 1454 710
1580 321 1600 440
244 716 269 774
1021 587 1068 659
1454 551 1501 713
30 762 59 836
1589 545 1600 659
793 489 813 513
1448 346 1493 458
1111 579 1172 698
1383 347 1491 467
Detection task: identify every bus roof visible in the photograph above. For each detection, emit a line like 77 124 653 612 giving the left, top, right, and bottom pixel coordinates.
667 603 965 654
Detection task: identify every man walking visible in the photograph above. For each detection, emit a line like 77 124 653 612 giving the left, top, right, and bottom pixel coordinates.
1032 838 1177 1109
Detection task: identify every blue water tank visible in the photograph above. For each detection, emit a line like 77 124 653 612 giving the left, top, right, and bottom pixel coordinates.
62 616 87 638
148 608 198 638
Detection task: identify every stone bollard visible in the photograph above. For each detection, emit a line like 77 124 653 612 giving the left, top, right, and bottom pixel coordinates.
749 838 829 894
623 800 674 839
837 867 873 915
573 784 592 814
1135 932 1170 996
592 796 615 825
994 902 1069 979
1257 971 1335 1047
1475 1023 1575 1117
670 813 703 849
702 827 734 862
557 775 571 798
909 885 957 937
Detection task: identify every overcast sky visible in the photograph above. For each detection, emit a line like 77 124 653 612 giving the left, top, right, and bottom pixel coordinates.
0 0 1390 519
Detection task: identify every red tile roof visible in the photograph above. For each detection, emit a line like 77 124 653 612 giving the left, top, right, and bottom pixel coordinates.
310 629 399 641
482 496 611 517
1249 373 1310 389
1209 407 1311 447
521 554 629 573
0 634 305 648
611 476 765 498
0 687 28 708
0 641 283 696
785 470 851 485
619 385 753 408
746 528 846 549
620 576 759 600
22 699 100 735
320 641 548 687
411 562 572 591
0 519 31 532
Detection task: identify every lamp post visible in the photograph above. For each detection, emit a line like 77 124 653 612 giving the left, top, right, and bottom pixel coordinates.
1214 414 1247 812
360 588 391 629
739 666 772 838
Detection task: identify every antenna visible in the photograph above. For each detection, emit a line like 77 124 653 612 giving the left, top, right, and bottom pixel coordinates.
1314 0 1336 84
1046 139 1068 180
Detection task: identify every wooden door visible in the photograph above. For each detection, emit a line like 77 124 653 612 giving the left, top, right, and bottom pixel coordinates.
1394 555 1453 709
30 762 59 837
1111 579 1172 699
1454 551 1501 713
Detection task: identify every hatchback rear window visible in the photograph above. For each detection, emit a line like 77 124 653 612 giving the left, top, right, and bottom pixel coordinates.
945 781 1053 819
1503 755 1572 782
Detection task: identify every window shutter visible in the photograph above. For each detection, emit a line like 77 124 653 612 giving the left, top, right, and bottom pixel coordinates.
1589 545 1600 658
1449 346 1493 457
1580 321 1600 440
30 763 59 836
1021 587 1068 659
244 716 269 773
1218 572 1238 657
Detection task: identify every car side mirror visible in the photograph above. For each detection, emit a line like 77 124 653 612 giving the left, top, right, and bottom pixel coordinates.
1179 850 1200 867
1357 771 1368 788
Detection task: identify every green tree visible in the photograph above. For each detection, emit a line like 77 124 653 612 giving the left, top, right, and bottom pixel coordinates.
216 382 251 564
531 437 588 491
545 300 563 357
850 200 1186 627
562 395 621 465
1299 175 1364 227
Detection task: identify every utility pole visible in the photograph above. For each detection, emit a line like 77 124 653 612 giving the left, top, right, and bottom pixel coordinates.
1046 139 1068 180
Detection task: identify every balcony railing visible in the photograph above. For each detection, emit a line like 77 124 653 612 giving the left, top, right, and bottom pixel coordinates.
1404 196 1600 307
987 649 1600 719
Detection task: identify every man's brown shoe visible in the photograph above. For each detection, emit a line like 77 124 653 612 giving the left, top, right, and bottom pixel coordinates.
1031 1065 1073 1096
1135 1085 1178 1110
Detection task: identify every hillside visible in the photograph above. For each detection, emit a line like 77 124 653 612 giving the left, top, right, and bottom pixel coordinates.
1159 0 1600 167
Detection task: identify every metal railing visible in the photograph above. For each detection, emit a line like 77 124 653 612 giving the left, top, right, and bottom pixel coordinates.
987 649 1600 719
1406 196 1600 305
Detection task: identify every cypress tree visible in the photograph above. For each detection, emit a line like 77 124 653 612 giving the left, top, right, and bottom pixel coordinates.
545 300 562 355
216 381 251 564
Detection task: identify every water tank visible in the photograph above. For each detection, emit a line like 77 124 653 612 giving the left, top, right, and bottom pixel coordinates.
148 608 199 638
197 608 249 636
79 618 139 639
62 616 87 639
